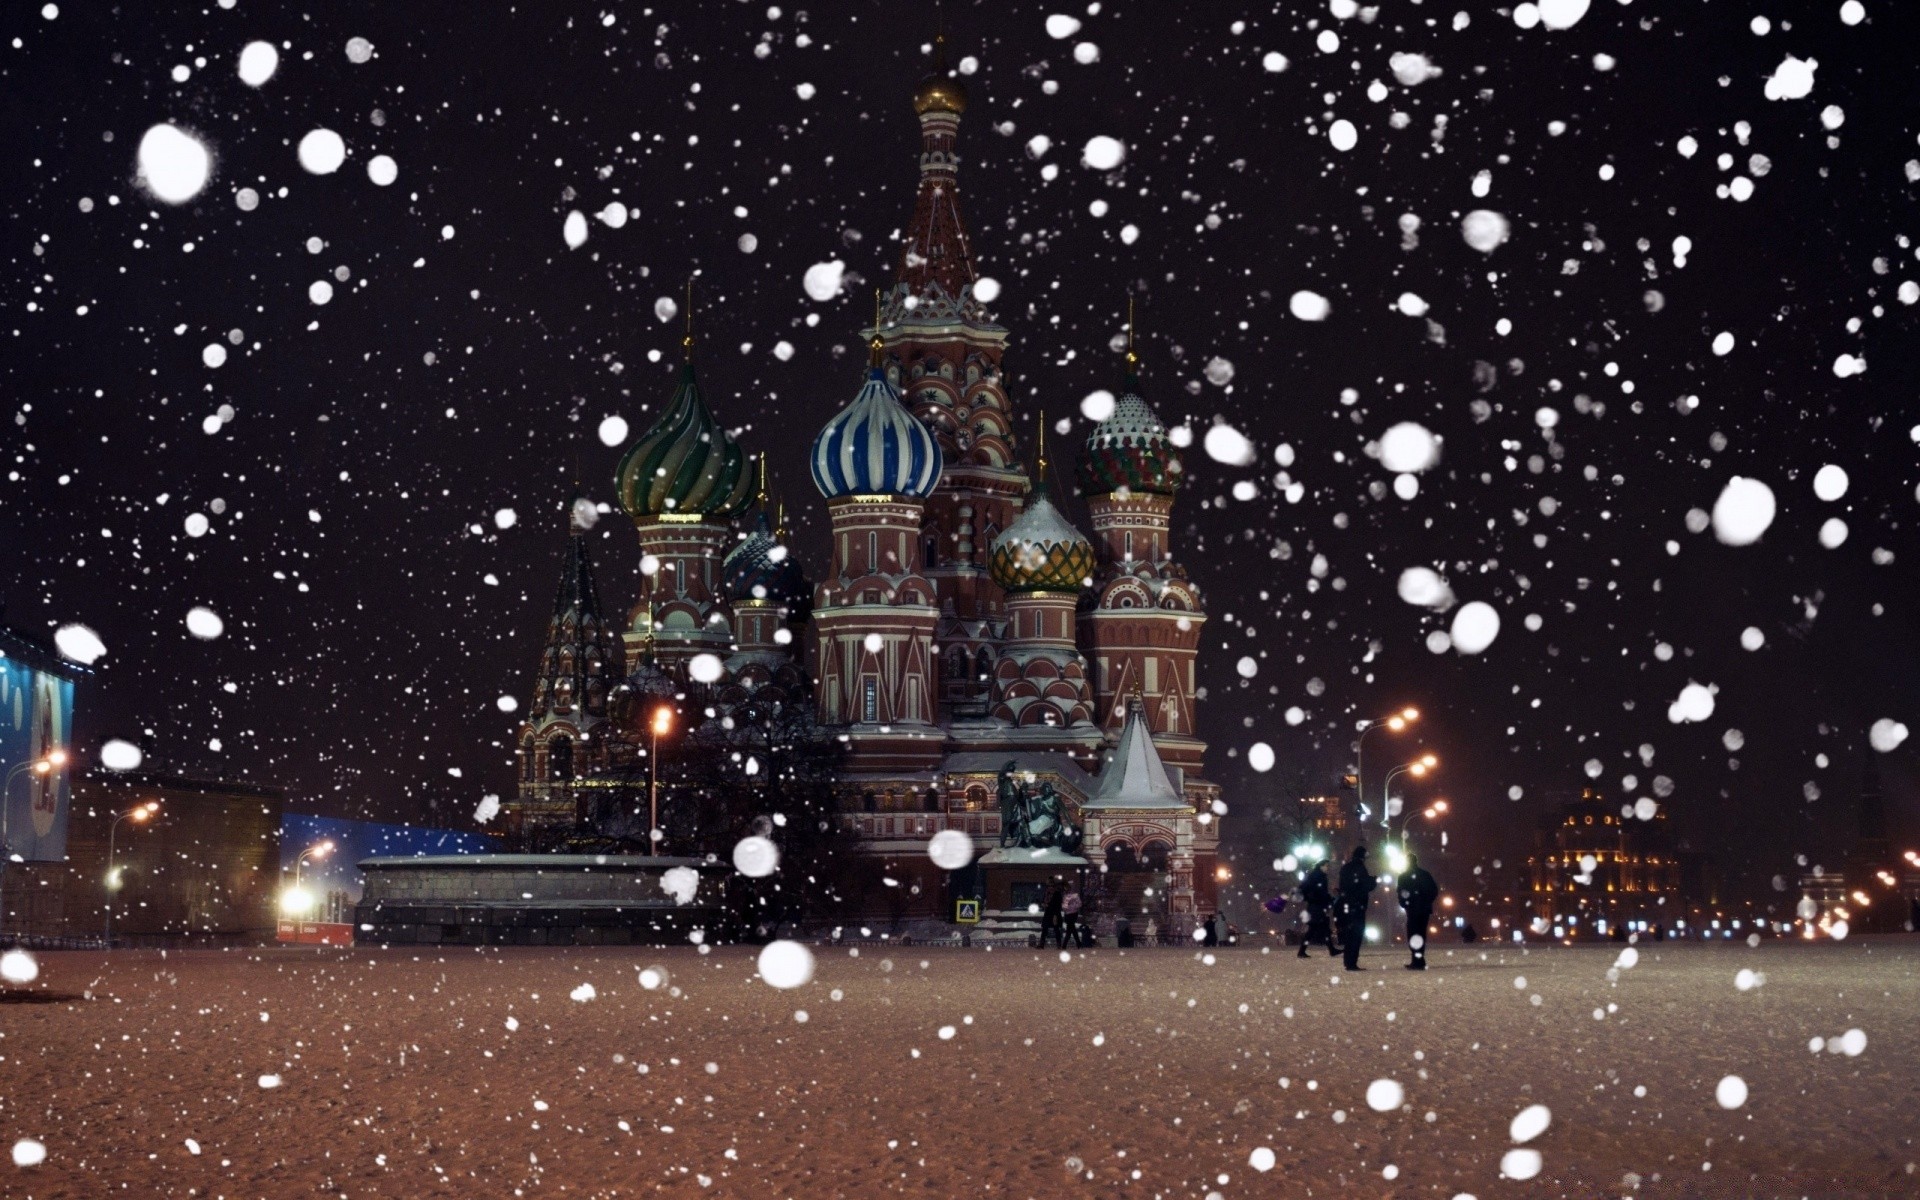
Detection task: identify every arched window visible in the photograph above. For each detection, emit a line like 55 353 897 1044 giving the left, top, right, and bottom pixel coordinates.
548 736 574 782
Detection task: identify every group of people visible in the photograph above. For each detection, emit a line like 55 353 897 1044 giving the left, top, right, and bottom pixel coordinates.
1038 884 1238 949
1294 846 1440 971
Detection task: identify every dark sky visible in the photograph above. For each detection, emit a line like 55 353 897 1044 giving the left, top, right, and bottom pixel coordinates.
5 1 1917 904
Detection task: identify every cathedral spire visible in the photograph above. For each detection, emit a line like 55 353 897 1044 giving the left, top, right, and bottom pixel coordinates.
897 28 978 314
1124 295 1142 387
682 277 695 362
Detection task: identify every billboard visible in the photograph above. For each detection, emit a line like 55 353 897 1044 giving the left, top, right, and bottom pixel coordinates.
2 656 73 863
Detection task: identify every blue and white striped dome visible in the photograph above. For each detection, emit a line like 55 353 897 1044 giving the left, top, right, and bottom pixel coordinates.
810 368 944 499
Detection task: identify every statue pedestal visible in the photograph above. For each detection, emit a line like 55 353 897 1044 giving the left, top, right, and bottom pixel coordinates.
974 847 1089 944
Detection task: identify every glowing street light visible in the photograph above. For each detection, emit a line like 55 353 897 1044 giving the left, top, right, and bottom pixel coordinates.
276 839 338 936
1382 756 1439 828
1354 708 1419 826
649 704 674 854
104 800 162 945
4 749 71 854
293 839 335 887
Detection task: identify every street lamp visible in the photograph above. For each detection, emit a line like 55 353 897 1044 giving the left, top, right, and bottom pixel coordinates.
1381 754 1438 828
104 800 161 946
1354 708 1418 825
649 704 674 854
3 750 69 891
280 840 336 936
1378 756 1436 951
3 749 70 851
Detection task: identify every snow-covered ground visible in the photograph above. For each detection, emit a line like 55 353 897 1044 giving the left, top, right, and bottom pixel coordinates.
2 939 1914 1196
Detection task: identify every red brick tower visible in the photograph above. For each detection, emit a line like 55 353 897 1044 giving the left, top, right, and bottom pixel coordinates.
511 497 626 842
871 37 1026 718
808 333 947 776
613 329 755 678
1076 339 1209 776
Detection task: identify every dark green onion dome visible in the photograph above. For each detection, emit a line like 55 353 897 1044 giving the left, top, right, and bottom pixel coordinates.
615 363 755 520
724 511 812 614
989 482 1096 593
1076 370 1184 498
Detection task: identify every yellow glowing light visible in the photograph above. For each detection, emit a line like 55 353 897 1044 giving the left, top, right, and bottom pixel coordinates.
651 706 674 737
279 886 316 916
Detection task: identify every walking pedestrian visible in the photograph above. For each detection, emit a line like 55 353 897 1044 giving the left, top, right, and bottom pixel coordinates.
1297 858 1339 958
1202 913 1219 947
1336 845 1377 972
1114 913 1134 948
1396 852 1439 970
1039 882 1065 949
1063 887 1084 948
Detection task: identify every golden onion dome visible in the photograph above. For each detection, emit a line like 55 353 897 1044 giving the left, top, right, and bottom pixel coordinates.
913 72 967 116
989 483 1095 594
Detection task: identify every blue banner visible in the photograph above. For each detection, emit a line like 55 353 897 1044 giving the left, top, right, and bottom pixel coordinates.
2 657 73 862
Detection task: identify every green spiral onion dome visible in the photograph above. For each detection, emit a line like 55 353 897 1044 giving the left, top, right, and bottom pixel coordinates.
615 364 755 520
1076 371 1184 498
989 482 1096 593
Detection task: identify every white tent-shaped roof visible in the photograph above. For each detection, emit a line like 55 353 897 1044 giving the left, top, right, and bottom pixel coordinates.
1086 696 1186 810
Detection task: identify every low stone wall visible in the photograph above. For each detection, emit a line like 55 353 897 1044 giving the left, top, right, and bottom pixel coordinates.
353 854 727 947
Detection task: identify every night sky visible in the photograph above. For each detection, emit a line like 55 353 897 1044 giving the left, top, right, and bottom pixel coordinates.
5 1 1917 905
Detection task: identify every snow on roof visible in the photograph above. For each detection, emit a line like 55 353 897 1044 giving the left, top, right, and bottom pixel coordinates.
1086 697 1185 810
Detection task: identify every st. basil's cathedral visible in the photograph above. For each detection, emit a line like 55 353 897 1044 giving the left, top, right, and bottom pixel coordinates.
506 51 1221 937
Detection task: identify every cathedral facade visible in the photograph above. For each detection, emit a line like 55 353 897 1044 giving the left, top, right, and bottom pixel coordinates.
511 59 1220 934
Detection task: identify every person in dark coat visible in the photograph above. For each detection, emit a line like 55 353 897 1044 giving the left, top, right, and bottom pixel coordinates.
1336 845 1377 971
1040 883 1065 949
1202 913 1220 947
1297 859 1339 958
1396 853 1440 970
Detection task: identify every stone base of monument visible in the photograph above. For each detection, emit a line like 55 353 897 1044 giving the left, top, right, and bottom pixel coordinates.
352 854 728 947
972 847 1088 945
972 909 1044 945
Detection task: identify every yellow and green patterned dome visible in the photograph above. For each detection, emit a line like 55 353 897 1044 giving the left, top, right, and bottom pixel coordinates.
615 363 754 521
989 482 1095 593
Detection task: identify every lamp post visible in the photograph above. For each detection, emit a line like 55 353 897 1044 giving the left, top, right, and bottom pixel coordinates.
3 752 70 935
649 705 674 855
1381 754 1438 829
1379 757 1437 948
104 800 161 946
281 840 335 939
1354 708 1417 825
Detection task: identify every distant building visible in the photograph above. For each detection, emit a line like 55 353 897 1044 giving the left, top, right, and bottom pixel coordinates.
1293 795 1352 858
1526 787 1689 935
6 774 283 946
1798 753 1920 936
